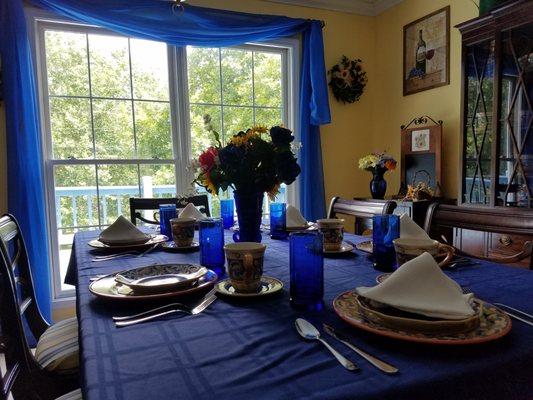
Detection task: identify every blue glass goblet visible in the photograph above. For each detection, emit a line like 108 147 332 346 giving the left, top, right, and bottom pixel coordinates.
220 199 235 229
372 215 400 272
270 202 287 240
159 204 177 239
199 218 225 278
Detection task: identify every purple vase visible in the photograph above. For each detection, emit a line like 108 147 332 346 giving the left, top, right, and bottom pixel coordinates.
370 169 387 199
233 189 263 243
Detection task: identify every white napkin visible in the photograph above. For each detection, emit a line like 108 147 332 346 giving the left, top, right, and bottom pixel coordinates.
356 252 475 320
400 214 430 240
99 215 150 245
286 205 307 228
178 203 206 220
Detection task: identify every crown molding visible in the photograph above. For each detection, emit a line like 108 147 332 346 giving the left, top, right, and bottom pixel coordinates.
264 0 403 16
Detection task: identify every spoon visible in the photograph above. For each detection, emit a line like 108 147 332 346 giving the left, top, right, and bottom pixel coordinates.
295 318 358 371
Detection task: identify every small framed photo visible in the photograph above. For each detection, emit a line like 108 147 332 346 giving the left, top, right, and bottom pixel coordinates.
412 129 430 152
403 6 450 96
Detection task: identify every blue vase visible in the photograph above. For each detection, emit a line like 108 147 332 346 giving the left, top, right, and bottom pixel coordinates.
370 169 387 199
233 189 263 243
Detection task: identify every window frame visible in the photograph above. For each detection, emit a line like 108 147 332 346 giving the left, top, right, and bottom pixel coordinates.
27 9 299 304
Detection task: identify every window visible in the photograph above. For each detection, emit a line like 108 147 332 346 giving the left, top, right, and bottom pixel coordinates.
33 17 296 299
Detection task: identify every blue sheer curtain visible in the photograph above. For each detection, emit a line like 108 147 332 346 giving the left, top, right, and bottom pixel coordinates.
0 0 52 321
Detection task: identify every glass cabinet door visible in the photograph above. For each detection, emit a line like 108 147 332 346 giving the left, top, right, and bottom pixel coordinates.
498 23 533 207
463 40 495 205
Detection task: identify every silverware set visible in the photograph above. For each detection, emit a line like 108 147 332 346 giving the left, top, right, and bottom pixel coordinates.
92 243 159 262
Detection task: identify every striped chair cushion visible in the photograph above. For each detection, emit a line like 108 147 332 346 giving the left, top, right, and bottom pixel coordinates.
56 389 82 400
35 317 79 373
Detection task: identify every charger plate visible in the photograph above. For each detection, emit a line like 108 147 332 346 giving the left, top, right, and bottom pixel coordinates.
88 234 167 250
333 290 511 345
89 269 217 301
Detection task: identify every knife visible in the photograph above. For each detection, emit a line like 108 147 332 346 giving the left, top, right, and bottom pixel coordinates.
323 324 398 374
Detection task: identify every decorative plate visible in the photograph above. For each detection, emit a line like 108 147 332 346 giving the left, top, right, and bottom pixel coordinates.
88 234 167 250
114 264 208 293
376 273 391 284
323 242 354 255
286 222 318 232
356 240 373 254
215 276 283 298
333 290 511 345
161 241 200 253
89 269 217 301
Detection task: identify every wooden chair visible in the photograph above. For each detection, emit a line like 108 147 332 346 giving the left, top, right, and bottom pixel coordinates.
424 203 533 268
0 214 79 400
327 197 397 235
129 194 211 226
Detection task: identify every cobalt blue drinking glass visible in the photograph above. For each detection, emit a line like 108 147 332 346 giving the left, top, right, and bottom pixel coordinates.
199 218 225 277
269 202 287 240
290 231 324 311
220 199 235 229
372 214 400 272
159 204 177 239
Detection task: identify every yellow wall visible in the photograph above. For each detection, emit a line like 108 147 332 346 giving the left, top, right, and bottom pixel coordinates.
373 0 478 198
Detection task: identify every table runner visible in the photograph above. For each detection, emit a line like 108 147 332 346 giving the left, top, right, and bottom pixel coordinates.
67 230 533 400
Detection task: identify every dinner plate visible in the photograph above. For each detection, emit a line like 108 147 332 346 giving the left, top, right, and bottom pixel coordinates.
323 242 354 255
333 290 511 345
355 240 373 254
286 222 317 232
88 234 167 250
215 276 283 298
115 264 208 293
89 269 218 301
161 241 200 252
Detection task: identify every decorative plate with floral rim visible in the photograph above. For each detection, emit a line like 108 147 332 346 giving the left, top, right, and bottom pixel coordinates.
88 234 167 250
333 290 512 345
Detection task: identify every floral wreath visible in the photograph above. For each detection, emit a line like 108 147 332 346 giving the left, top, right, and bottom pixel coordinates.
328 56 367 104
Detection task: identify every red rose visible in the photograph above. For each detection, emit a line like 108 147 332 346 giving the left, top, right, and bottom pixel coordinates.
199 147 218 171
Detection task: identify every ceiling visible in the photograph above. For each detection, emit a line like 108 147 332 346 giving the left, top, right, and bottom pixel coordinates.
264 0 404 16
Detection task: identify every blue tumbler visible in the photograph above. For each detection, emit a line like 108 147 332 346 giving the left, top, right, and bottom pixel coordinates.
372 215 400 272
220 199 235 229
269 202 287 240
199 218 225 277
159 204 177 239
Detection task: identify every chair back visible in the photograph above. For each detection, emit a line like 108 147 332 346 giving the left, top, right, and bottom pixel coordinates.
424 203 533 266
129 194 211 225
327 197 397 235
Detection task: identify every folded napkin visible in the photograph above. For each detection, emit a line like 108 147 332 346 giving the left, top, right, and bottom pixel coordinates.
99 215 150 245
356 252 475 320
400 213 430 240
178 203 206 220
286 205 307 228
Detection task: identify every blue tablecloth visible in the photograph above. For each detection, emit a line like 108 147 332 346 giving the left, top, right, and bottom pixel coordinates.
67 230 533 400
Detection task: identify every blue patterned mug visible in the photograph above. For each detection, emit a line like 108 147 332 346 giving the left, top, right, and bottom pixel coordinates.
224 242 266 293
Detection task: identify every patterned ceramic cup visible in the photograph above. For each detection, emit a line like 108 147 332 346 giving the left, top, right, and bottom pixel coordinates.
224 242 267 293
393 238 454 268
170 218 196 247
317 218 344 251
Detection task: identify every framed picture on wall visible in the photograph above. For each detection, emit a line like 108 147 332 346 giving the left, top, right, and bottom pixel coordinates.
403 6 450 96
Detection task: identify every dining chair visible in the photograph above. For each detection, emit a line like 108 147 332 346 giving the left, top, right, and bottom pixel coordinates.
424 203 533 268
129 194 211 226
0 214 79 400
327 197 397 235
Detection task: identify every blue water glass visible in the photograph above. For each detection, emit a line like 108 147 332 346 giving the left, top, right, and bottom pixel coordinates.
372 215 400 272
220 199 235 229
270 202 287 240
159 204 177 239
290 231 324 311
199 218 225 277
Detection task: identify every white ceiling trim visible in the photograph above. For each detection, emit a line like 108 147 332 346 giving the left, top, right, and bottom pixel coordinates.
264 0 403 16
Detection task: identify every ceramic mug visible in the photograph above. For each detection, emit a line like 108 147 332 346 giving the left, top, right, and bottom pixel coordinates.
170 217 196 247
393 238 455 268
224 242 266 293
317 218 344 251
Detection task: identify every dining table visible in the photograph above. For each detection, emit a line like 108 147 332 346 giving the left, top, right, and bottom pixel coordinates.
65 229 533 400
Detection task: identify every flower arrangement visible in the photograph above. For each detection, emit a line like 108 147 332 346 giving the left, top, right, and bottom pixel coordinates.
358 152 397 173
328 56 367 103
192 115 301 199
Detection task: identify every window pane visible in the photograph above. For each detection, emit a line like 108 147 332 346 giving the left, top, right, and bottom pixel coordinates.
54 165 98 229
89 34 131 98
135 101 172 159
50 98 93 159
131 39 169 101
45 30 89 96
190 104 222 156
140 164 176 198
255 107 283 128
224 106 253 138
93 99 134 159
187 47 221 104
221 48 253 106
98 164 139 224
254 52 282 107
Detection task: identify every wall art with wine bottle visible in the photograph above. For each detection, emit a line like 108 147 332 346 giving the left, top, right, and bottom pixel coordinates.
403 6 450 96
